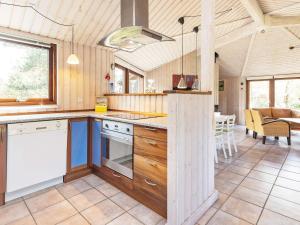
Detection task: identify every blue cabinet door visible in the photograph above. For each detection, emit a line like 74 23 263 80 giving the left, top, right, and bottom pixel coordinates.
70 120 88 169
92 120 102 167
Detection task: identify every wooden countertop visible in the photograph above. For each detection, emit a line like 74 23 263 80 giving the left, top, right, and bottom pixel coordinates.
163 90 212 95
104 93 167 96
0 111 168 129
104 91 212 96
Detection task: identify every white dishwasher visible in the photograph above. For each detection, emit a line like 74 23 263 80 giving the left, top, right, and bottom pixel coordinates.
6 120 68 201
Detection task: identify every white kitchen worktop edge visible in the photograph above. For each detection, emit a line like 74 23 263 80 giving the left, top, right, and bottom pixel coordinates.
0 111 168 129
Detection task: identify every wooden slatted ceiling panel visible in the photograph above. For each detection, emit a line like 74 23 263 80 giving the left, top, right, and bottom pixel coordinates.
150 0 250 38
0 0 121 46
217 36 251 77
244 28 300 76
257 0 300 14
268 3 300 17
115 33 196 72
0 0 249 44
115 17 253 72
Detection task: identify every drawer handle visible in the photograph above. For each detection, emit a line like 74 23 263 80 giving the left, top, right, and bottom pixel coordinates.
145 127 157 132
144 179 157 186
112 171 121 178
36 126 47 130
144 139 157 146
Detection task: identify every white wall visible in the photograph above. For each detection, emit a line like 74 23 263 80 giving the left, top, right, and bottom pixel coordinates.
219 76 245 124
146 51 199 93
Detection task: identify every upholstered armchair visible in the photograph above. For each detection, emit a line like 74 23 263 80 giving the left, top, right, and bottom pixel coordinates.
245 110 256 137
251 110 291 145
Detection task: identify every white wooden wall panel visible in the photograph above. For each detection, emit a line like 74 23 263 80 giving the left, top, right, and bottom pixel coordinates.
218 77 244 124
167 94 217 225
106 95 168 114
146 51 199 93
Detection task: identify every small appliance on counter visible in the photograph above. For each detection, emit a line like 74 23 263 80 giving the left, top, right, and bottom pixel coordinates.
95 96 108 112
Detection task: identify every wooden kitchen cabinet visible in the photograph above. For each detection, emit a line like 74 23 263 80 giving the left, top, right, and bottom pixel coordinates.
0 125 7 205
64 118 91 182
91 119 102 169
133 125 167 218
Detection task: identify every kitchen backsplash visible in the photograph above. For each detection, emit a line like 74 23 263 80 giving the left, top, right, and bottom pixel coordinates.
106 95 168 114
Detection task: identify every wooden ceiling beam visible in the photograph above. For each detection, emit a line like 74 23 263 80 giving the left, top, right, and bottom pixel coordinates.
239 0 265 26
265 15 300 27
240 0 300 27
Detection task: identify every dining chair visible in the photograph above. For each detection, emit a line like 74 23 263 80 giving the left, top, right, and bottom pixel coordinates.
223 114 238 156
215 117 227 163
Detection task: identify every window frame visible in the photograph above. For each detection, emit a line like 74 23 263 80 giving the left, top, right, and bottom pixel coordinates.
115 63 144 94
246 76 300 109
0 38 57 106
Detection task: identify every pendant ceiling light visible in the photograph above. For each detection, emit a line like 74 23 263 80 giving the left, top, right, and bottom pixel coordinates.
0 2 80 66
192 26 200 90
177 17 187 90
67 25 79 65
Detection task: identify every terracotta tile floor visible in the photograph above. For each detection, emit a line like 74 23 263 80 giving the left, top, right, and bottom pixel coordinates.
197 127 300 225
0 174 166 225
1 127 300 225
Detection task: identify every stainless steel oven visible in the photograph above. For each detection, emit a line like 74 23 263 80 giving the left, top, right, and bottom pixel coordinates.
101 120 133 179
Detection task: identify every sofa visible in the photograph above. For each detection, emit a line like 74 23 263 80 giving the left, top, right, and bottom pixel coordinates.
251 110 291 145
253 108 300 130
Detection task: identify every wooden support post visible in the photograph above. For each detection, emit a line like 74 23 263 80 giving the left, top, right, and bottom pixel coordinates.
200 0 216 197
166 1 219 224
200 0 215 92
167 93 218 225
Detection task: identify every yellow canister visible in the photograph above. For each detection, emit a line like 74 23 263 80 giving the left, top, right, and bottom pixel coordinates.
95 105 107 112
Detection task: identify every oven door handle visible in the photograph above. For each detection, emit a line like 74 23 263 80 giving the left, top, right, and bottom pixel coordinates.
101 132 132 145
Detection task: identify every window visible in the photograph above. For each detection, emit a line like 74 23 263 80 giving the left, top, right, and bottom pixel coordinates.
248 80 270 108
129 71 144 93
275 79 300 110
114 66 126 93
247 77 300 110
113 64 144 94
0 37 56 105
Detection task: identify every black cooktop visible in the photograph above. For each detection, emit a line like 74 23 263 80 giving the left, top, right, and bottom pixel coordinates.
105 113 160 120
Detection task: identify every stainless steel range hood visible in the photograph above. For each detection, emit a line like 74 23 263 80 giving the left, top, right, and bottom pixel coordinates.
98 0 175 52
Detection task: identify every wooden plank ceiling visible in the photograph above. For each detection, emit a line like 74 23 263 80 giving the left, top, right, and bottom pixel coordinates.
0 0 300 76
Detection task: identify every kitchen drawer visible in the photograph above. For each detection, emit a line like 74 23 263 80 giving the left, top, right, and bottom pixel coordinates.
134 172 167 202
99 166 133 190
134 154 166 186
134 125 167 142
134 136 167 163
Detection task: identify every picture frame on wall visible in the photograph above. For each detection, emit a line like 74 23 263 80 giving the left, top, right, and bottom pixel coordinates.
219 80 224 91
